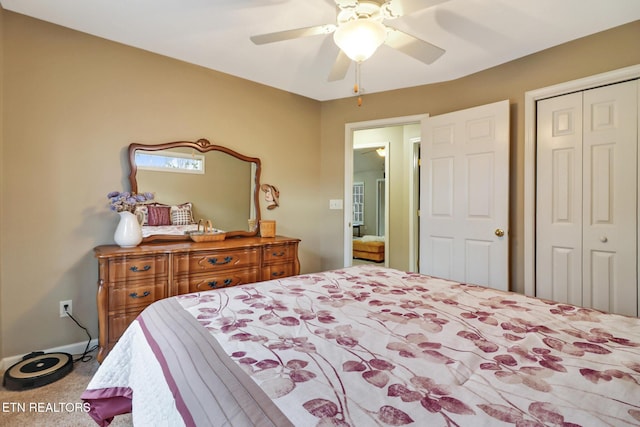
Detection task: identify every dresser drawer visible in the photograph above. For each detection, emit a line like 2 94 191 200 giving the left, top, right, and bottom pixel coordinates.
262 244 295 264
262 263 296 281
108 255 168 282
178 269 259 293
175 248 259 275
108 281 167 311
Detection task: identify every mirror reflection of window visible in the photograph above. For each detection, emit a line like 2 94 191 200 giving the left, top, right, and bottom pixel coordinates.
135 151 205 174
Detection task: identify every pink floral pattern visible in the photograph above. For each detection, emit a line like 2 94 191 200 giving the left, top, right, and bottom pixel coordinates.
177 265 640 426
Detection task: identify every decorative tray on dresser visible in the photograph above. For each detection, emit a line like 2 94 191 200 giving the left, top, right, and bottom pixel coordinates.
94 236 300 363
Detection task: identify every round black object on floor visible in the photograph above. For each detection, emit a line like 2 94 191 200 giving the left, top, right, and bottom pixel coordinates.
3 351 73 391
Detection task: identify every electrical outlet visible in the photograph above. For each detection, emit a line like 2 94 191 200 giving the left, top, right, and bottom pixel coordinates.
60 300 72 318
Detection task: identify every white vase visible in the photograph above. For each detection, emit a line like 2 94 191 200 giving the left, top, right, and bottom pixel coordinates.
114 211 143 248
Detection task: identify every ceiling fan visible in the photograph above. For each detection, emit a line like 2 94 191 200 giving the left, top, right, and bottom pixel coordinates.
250 0 447 82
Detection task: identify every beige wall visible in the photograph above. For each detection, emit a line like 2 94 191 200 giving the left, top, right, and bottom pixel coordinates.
320 20 640 290
0 11 321 358
353 158 383 237
1 10 638 360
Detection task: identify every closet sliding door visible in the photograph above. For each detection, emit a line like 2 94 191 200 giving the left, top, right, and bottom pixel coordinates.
536 80 638 316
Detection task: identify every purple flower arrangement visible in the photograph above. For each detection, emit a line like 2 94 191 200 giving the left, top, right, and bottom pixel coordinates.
107 191 154 213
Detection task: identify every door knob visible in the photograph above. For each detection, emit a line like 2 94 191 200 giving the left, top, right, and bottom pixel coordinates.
495 228 505 237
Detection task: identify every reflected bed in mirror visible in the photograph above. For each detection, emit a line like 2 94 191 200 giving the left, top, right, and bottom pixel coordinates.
129 138 261 242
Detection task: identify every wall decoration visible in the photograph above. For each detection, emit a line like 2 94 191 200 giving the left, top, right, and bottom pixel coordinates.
261 184 279 210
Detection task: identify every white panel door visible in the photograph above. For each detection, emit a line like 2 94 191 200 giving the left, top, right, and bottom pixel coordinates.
420 100 509 290
582 81 637 315
536 92 584 304
536 80 638 316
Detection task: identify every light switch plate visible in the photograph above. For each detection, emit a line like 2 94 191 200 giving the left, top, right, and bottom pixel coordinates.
329 199 343 210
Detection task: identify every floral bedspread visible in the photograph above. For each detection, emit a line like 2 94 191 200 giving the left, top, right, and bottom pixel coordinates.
177 265 640 427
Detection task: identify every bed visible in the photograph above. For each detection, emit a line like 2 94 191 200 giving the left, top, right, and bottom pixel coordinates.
82 265 640 426
141 223 199 238
352 235 385 262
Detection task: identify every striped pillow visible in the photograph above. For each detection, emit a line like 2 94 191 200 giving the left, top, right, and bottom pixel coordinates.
147 205 171 226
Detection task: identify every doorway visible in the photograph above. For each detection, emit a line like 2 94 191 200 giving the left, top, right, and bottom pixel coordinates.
352 142 388 266
344 115 427 271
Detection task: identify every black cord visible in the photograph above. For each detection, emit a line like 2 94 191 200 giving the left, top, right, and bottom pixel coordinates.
64 307 98 363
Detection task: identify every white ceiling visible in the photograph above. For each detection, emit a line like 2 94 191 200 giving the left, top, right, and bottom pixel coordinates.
2 0 639 101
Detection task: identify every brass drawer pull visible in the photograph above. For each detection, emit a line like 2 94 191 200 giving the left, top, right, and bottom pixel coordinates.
271 271 285 277
129 291 150 298
207 256 233 265
272 251 285 257
130 265 151 272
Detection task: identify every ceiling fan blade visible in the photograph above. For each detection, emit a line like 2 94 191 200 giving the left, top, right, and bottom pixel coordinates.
384 27 445 65
250 24 336 45
384 0 449 18
328 50 351 81
334 0 358 8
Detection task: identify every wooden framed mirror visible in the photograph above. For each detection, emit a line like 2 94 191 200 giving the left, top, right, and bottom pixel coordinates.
129 138 261 242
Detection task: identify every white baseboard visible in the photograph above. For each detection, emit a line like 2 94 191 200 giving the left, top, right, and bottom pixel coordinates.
1 339 98 371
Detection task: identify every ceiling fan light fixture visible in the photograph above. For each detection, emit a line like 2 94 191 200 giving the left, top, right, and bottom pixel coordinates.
333 18 387 62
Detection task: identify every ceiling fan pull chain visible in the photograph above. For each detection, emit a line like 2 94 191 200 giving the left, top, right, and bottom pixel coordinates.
354 61 363 107
353 61 361 94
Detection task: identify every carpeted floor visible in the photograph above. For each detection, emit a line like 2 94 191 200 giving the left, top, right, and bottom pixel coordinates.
0 352 132 426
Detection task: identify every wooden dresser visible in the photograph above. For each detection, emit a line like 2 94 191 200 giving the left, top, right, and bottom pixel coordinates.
94 236 300 362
